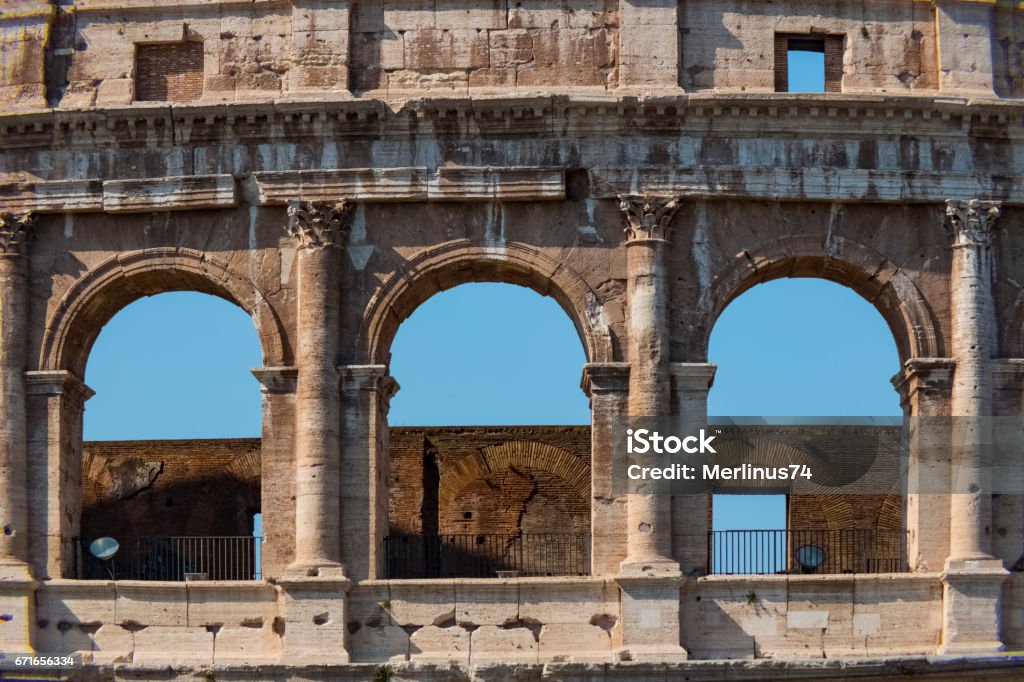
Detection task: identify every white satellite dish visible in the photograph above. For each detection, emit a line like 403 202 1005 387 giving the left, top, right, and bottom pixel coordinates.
89 537 120 560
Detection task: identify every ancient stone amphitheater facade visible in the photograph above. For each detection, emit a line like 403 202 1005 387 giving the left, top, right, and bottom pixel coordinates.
0 0 1023 678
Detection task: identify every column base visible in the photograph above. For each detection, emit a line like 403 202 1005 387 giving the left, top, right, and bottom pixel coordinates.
283 560 347 581
277 571 352 665
618 556 681 579
940 556 1009 655
615 569 684 659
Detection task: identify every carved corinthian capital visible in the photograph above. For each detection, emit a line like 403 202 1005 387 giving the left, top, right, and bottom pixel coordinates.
618 196 680 242
946 199 1001 247
286 200 354 249
0 212 36 255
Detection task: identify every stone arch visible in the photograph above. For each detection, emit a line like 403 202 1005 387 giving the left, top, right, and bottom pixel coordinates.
361 240 615 366
705 235 942 364
438 440 590 513
40 247 288 377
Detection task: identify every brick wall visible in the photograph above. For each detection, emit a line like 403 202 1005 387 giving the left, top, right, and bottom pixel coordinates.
134 42 204 102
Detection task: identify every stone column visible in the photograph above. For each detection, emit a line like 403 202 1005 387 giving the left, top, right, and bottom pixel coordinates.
891 358 955 572
581 362 630 576
669 362 716 576
941 199 1007 654
614 197 687 663
619 196 678 573
0 212 34 580
0 213 35 655
284 200 353 578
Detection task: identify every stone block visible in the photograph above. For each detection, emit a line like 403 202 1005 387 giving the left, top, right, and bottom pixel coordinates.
132 626 213 666
383 0 436 30
538 623 611 661
91 622 134 664
214 624 282 664
470 625 539 664
409 624 470 664
36 581 116 627
95 78 133 105
434 0 506 30
388 580 456 626
115 582 188 628
518 579 612 624
454 582 518 626
186 582 278 628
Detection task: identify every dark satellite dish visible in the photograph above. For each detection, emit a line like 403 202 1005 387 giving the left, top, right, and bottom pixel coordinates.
89 537 120 560
795 544 826 573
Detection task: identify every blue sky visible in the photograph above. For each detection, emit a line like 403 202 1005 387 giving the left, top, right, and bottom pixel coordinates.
84 50 858 531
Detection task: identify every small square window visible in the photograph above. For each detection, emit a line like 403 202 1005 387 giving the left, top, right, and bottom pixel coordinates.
774 34 844 93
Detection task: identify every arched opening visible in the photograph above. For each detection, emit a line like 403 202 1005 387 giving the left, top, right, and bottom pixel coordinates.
78 291 263 581
383 282 592 578
707 278 903 575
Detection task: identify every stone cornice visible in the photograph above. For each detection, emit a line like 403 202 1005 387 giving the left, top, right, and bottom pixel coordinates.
2 94 1022 150
581 362 631 397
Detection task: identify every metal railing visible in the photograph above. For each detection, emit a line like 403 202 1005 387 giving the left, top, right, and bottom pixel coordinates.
384 533 590 579
708 529 907 575
78 536 261 581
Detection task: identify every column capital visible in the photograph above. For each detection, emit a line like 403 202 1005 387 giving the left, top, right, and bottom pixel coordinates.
251 366 298 394
581 362 630 397
669 362 717 392
0 212 36 256
945 199 1001 248
286 200 354 250
618 196 680 243
24 370 94 404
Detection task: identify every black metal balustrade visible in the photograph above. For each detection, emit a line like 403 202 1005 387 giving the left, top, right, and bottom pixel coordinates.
77 536 261 581
384 533 590 579
707 529 907 575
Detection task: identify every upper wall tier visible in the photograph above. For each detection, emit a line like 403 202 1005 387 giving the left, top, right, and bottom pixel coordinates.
1 0 1021 111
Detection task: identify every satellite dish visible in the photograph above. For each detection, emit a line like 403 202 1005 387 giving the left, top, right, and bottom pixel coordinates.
794 544 826 573
89 537 120 560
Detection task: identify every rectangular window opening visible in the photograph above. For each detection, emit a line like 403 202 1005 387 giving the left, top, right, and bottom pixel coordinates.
774 34 844 93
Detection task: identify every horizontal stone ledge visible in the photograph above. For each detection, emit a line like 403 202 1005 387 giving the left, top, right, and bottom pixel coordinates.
590 167 1024 205
255 166 565 204
103 174 237 213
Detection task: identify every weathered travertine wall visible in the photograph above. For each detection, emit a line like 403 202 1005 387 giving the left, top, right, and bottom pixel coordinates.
2 0 1023 675
680 0 940 93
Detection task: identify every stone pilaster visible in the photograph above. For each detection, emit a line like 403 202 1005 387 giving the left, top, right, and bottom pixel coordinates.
934 0 997 96
618 0 682 91
891 357 955 572
0 212 34 581
339 365 398 581
284 200 353 578
669 362 716 576
581 362 630 576
615 197 686 663
251 366 298 580
941 199 1007 654
24 370 93 580
991 359 1024 571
